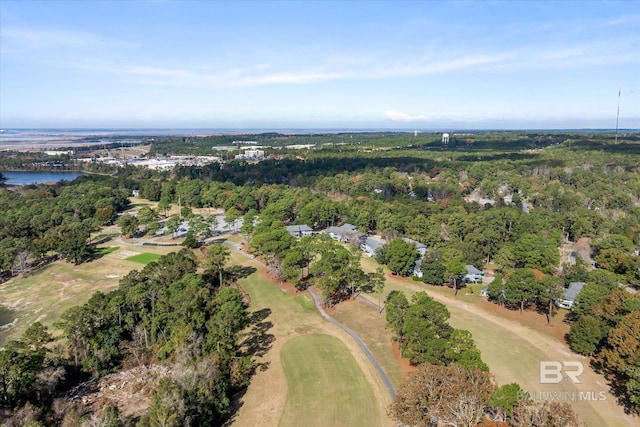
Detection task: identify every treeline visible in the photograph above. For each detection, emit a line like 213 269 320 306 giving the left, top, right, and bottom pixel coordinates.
148 131 436 156
133 165 638 288
0 176 131 271
0 151 75 170
0 248 252 425
147 130 637 156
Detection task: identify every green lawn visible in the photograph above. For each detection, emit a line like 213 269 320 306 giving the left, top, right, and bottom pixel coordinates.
279 334 380 427
125 252 162 265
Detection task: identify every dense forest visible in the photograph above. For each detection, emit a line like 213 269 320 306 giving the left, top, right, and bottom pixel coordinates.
1 131 639 424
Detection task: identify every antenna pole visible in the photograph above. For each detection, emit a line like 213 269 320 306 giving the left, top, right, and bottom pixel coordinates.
615 87 621 144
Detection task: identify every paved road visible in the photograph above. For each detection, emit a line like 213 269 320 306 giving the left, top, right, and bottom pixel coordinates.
308 290 396 400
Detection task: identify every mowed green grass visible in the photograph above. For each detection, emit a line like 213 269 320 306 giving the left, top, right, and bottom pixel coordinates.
279 334 380 427
228 250 319 335
125 252 162 265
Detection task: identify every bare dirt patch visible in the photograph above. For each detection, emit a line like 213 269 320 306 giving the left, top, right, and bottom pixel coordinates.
391 341 417 375
110 249 140 259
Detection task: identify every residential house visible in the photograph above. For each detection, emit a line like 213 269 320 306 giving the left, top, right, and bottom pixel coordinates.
361 236 386 257
323 223 361 243
464 265 484 283
402 237 427 256
286 224 313 239
557 282 586 309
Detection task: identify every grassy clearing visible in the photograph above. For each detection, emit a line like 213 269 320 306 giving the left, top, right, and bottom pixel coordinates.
0 243 179 345
229 250 318 329
279 334 380 427
127 196 159 211
125 252 162 265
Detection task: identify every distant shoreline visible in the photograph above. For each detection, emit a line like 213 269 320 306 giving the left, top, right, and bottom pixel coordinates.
3 127 639 135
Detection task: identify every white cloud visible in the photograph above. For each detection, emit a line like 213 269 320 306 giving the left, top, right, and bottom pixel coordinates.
384 111 428 122
72 52 512 90
234 71 353 86
600 14 640 27
0 26 135 49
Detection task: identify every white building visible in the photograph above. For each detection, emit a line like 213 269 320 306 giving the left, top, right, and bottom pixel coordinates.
557 282 586 309
286 224 313 238
442 133 450 144
238 149 265 160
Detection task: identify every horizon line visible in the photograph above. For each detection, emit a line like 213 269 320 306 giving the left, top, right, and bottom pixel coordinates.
2 127 639 133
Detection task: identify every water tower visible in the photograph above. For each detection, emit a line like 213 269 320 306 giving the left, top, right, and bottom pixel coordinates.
442 133 450 144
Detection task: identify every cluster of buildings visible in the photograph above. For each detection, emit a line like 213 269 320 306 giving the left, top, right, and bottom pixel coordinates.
83 147 271 169
284 222 484 282
79 155 222 170
282 221 599 312
126 156 222 170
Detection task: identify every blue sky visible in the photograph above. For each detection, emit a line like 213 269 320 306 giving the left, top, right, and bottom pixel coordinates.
1 0 639 129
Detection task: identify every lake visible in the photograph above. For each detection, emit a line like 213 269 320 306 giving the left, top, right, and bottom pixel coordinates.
0 170 87 185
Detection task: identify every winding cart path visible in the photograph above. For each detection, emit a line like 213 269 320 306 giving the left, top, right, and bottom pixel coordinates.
308 289 396 399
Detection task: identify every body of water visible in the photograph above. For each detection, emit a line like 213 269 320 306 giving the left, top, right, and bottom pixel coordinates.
0 170 87 185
